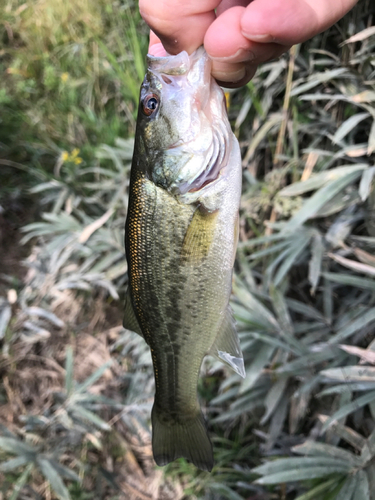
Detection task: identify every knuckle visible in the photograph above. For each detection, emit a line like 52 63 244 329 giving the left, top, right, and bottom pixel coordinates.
139 0 177 34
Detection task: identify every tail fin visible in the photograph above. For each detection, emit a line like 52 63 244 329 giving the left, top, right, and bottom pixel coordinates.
151 406 213 472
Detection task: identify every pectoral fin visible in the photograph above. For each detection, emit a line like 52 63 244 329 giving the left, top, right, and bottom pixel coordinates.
123 288 144 338
181 207 218 265
209 307 245 378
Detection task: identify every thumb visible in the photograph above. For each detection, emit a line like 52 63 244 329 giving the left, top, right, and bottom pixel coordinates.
240 0 359 45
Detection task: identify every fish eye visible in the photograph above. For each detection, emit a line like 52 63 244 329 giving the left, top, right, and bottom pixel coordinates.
142 93 159 116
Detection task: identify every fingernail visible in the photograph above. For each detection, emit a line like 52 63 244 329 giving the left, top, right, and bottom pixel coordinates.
210 48 255 63
242 33 275 43
148 42 167 57
211 66 246 83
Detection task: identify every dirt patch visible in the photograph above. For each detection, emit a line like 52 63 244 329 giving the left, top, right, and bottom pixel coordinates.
0 322 185 500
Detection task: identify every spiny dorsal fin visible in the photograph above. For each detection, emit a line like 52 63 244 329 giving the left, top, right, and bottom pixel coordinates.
209 307 245 378
123 288 144 338
181 207 218 265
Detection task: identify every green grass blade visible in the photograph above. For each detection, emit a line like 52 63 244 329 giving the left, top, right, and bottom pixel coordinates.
9 463 34 500
125 11 145 81
253 457 351 476
355 470 370 500
333 112 370 144
70 405 111 431
240 343 274 393
74 360 112 394
209 483 245 500
294 477 344 500
0 437 36 456
309 232 324 292
359 166 375 201
329 307 375 344
276 349 338 375
321 391 375 433
323 272 375 291
37 458 71 500
283 168 367 232
279 165 367 196
261 376 289 424
274 237 310 286
255 467 347 484
292 440 362 466
247 331 300 354
0 301 11 340
0 455 30 472
65 346 74 397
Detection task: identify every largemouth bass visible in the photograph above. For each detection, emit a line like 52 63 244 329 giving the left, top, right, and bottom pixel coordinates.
124 47 245 472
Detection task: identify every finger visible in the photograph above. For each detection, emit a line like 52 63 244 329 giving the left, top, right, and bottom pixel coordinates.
214 63 258 88
139 0 221 55
205 6 287 61
240 0 359 45
147 1 248 56
148 31 167 56
205 6 289 84
216 0 250 16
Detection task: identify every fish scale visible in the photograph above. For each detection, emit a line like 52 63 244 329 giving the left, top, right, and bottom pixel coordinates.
124 47 245 471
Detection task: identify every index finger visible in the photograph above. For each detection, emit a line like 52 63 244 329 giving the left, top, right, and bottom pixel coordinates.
139 0 221 55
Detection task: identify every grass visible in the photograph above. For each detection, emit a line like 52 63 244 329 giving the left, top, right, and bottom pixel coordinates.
1 0 375 499
0 0 146 192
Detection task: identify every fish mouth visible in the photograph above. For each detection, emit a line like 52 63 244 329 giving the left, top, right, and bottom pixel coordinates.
147 47 208 78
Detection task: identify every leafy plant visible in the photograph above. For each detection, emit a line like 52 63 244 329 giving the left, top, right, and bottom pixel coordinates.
0 345 114 500
1 0 375 499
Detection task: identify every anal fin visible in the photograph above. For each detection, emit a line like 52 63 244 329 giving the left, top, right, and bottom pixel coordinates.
123 288 144 338
209 307 245 378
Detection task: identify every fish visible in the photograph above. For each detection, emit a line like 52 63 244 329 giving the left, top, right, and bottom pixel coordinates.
123 47 245 472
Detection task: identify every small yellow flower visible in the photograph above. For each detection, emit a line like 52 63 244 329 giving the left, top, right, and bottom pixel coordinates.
61 151 69 162
61 72 69 83
61 149 83 164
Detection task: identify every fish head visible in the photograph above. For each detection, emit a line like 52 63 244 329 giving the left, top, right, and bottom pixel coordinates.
134 47 232 206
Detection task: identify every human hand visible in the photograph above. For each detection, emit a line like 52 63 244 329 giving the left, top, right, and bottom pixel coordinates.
140 0 359 87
